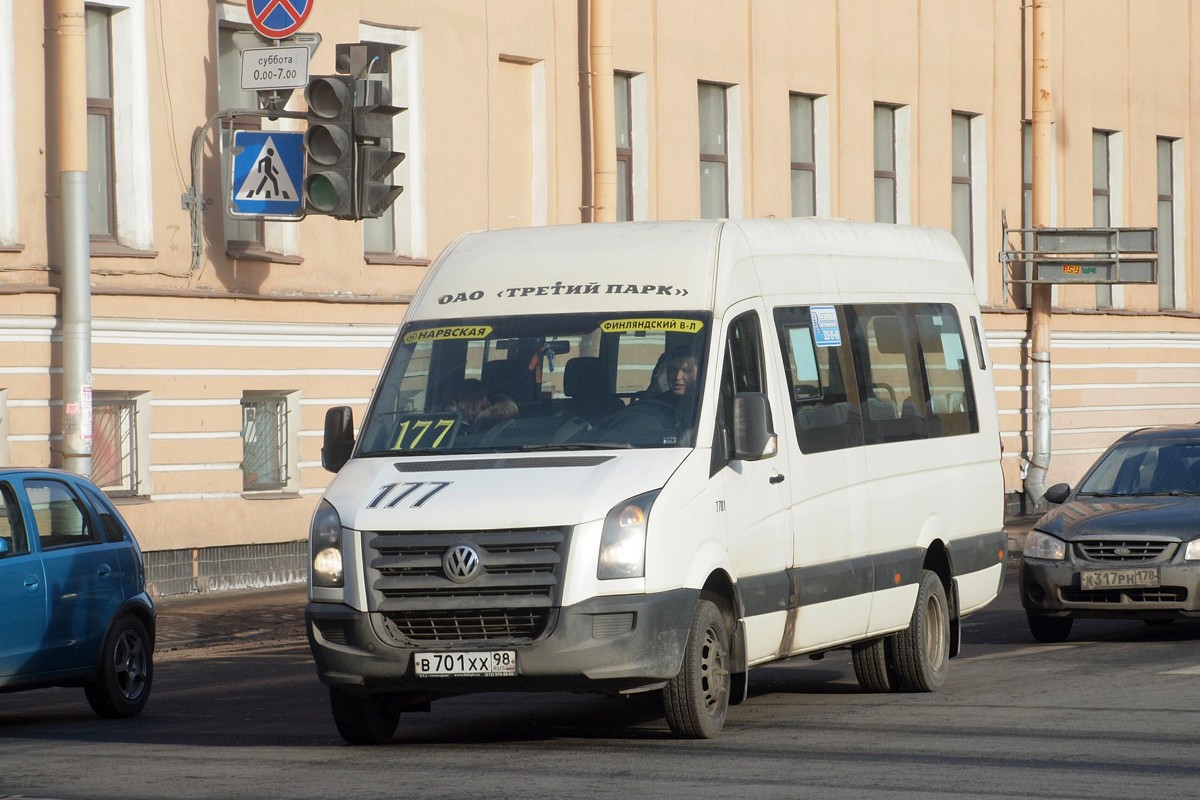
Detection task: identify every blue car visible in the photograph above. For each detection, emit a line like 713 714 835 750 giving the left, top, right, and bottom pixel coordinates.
0 469 155 717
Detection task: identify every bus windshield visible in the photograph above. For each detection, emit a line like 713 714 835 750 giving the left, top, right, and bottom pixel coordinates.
356 312 711 455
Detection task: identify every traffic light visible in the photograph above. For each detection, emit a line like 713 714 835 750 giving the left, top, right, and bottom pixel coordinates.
303 75 356 219
353 83 406 220
358 145 405 219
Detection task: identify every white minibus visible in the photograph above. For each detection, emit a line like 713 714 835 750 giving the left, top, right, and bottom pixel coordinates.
307 218 1007 743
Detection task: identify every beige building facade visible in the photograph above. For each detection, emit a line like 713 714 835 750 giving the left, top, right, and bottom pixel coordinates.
2 0 1198 592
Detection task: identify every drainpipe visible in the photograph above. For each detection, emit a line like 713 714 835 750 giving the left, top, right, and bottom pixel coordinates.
589 0 616 222
1024 0 1052 511
54 0 93 476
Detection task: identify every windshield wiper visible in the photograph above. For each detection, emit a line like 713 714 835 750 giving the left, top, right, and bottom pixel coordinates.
519 442 633 452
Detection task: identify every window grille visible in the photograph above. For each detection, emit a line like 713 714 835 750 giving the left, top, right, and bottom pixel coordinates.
242 397 289 491
92 397 138 496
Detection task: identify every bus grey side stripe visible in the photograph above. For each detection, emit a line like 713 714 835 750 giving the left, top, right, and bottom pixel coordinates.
947 530 1008 575
739 547 925 618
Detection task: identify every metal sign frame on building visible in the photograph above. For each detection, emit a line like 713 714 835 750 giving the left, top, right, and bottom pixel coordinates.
1000 215 1158 287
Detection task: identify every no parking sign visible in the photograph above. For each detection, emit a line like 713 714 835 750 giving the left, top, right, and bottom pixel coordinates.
246 0 314 40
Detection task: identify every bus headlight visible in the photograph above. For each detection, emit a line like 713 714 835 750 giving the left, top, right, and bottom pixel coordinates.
310 500 345 588
598 491 658 580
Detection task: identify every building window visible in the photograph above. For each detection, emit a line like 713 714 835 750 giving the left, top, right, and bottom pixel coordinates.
874 104 897 223
1093 130 1114 307
1157 137 1179 310
362 61 398 256
790 94 816 217
85 5 116 240
241 393 297 492
615 72 634 222
0 388 10 467
951 113 974 266
1014 121 1033 308
362 25 426 263
698 82 728 219
82 0 154 254
218 23 264 249
92 395 138 496
0 0 19 249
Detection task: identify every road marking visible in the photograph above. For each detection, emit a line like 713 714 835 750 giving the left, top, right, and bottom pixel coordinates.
957 644 1080 662
1161 665 1200 675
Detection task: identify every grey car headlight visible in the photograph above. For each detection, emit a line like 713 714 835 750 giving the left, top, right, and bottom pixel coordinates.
598 491 659 580
1023 530 1067 561
310 500 345 588
1185 540 1200 561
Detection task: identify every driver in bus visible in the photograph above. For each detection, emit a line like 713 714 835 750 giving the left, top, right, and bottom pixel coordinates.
648 345 701 422
445 378 517 433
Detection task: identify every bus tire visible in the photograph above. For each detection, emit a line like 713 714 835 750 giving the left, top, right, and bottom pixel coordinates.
851 636 896 693
330 687 401 745
663 598 731 739
890 569 950 692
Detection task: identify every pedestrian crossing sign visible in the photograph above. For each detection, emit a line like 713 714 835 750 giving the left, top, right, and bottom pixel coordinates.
228 130 306 219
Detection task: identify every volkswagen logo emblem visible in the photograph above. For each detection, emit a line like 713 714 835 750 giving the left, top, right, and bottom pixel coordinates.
443 544 481 583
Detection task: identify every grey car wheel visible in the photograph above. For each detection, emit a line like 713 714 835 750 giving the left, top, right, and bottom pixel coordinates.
1027 612 1073 643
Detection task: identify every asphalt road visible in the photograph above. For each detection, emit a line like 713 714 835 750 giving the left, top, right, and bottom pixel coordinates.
3 560 1200 800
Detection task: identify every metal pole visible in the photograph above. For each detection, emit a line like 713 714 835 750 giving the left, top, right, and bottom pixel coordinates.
54 0 92 476
589 0 616 222
1025 0 1053 511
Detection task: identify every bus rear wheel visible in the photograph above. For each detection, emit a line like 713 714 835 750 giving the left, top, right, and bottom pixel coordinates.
890 569 950 692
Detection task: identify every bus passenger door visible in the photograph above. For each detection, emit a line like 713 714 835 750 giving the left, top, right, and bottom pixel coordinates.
772 305 872 652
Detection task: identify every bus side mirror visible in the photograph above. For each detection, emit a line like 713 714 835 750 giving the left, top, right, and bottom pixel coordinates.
322 406 355 473
732 392 778 461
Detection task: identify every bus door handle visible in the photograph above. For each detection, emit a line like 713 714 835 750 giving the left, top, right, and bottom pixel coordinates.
769 473 786 485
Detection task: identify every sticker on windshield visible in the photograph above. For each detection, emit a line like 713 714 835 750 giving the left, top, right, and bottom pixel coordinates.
391 413 461 451
403 325 493 345
809 306 841 347
600 318 704 334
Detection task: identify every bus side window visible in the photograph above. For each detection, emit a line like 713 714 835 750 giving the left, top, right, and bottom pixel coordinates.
773 306 861 453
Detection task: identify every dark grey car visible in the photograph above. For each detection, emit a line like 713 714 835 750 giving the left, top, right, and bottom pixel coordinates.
1020 425 1200 642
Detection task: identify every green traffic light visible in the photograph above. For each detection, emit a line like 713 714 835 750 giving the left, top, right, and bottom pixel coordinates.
306 173 346 213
